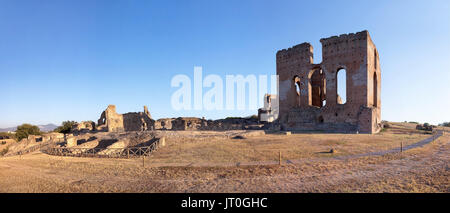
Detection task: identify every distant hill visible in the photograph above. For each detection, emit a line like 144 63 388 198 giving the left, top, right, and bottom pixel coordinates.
37 124 59 132
0 127 16 132
0 124 58 132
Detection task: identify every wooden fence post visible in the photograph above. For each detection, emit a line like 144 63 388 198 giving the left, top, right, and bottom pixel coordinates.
279 150 282 165
401 141 403 153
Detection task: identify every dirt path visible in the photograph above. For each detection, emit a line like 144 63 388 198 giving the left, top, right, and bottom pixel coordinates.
146 136 449 192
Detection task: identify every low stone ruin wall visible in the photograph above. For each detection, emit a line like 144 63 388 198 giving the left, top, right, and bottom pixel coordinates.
3 132 65 157
155 117 262 131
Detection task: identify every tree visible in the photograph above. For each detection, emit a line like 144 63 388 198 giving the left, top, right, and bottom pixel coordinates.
439 122 450 127
16 124 41 141
53 121 77 134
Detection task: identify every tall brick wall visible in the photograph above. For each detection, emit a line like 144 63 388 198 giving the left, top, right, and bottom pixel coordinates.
276 43 314 122
276 30 381 133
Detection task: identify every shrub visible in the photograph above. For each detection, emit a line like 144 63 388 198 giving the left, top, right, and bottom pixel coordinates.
416 123 433 132
225 117 243 119
16 124 41 141
249 115 259 120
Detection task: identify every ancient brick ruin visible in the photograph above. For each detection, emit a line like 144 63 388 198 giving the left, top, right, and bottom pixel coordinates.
91 105 260 132
154 118 173 130
68 31 381 135
97 105 155 132
71 121 96 134
156 117 260 131
171 117 203 130
277 30 381 133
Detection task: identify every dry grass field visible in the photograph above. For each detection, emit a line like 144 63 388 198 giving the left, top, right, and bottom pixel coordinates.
0 122 448 192
149 128 428 164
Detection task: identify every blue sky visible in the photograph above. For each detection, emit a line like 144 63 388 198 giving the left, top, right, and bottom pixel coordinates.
1 0 449 128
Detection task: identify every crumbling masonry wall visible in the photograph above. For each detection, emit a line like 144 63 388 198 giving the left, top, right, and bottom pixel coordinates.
277 30 381 133
155 118 174 130
154 117 261 131
97 105 155 132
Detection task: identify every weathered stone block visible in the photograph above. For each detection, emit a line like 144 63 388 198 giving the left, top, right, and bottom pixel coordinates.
66 137 77 147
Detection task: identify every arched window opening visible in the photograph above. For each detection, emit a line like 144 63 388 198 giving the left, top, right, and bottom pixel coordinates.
374 50 378 70
293 76 301 107
309 69 326 107
336 69 347 104
318 116 324 123
373 72 378 107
